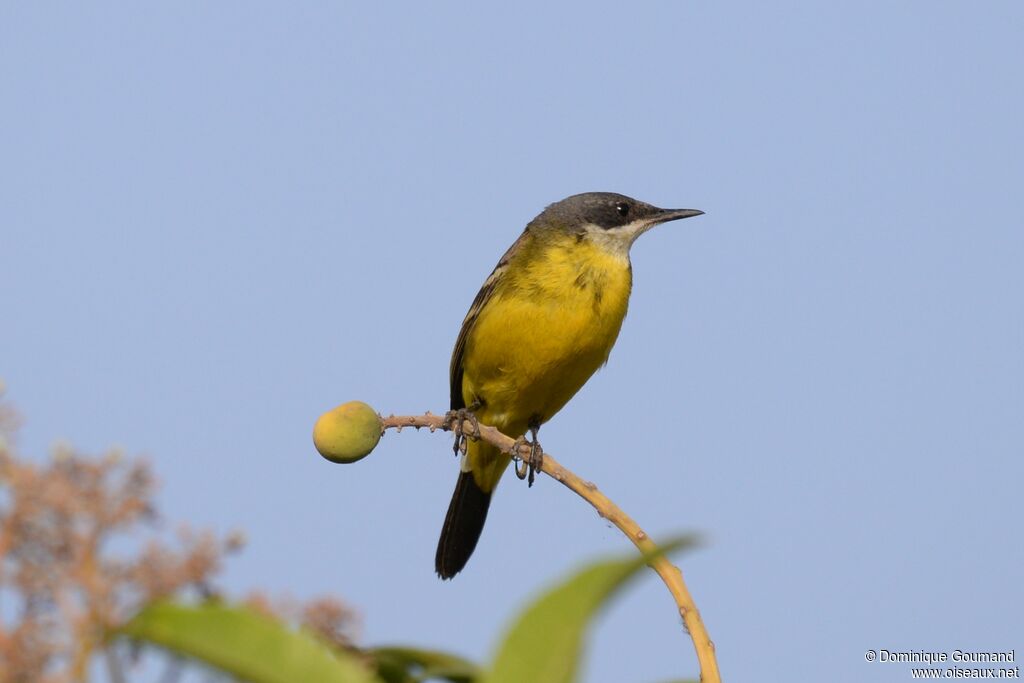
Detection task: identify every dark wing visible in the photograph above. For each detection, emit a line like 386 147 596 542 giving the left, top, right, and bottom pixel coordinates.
449 230 529 410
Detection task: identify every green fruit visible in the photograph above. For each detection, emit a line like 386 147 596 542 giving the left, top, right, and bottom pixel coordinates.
313 401 382 464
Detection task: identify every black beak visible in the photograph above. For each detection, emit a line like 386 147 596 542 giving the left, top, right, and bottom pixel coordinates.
655 208 704 224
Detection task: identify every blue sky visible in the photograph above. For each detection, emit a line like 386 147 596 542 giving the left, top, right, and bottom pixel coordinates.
2 3 1021 682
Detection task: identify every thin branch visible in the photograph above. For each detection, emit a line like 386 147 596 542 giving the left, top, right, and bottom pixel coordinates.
380 412 721 683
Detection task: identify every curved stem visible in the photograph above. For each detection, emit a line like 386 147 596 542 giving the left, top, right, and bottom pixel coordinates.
380 413 721 683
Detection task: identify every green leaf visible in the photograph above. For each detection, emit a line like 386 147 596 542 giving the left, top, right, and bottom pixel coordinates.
483 536 697 683
369 645 480 682
116 600 382 683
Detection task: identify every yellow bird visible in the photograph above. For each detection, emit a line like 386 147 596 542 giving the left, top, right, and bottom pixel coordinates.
436 192 703 579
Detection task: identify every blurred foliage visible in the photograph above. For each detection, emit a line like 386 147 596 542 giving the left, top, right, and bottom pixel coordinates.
0 406 231 682
369 646 480 683
1 395 698 683
118 540 697 683
0 397 356 683
117 601 376 683
482 537 694 683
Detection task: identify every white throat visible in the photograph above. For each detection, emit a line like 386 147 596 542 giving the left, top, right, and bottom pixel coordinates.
582 219 653 262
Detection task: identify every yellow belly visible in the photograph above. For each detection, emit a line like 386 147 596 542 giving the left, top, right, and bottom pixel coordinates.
461 238 633 439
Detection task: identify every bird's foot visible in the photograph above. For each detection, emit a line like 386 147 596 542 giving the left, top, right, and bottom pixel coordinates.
443 408 480 456
512 428 544 487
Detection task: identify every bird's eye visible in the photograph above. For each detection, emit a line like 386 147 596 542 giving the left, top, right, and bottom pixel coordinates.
615 202 630 216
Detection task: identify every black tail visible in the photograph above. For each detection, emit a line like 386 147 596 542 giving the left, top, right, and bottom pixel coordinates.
435 471 492 579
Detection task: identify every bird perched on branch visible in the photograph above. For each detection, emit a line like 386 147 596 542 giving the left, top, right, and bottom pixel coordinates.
436 192 703 579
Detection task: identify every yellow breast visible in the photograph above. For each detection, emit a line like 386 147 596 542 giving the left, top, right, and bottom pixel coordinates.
461 233 633 436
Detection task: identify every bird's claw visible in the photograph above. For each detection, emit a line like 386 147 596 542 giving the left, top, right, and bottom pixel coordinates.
443 408 480 456
512 431 543 487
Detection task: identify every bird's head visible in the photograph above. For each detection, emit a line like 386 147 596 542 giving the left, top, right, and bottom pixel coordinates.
530 192 703 258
